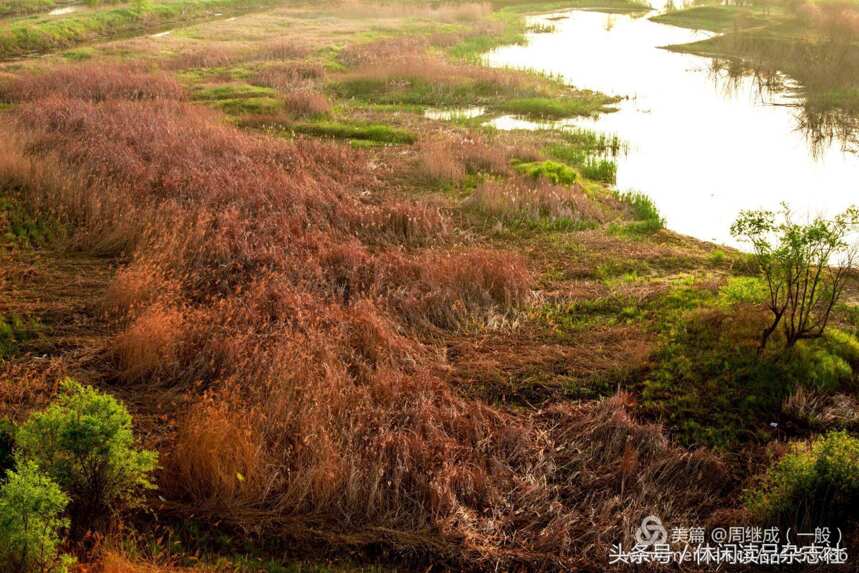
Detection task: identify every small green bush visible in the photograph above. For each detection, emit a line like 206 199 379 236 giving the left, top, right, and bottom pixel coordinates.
0 461 74 573
746 431 859 530
515 160 577 185
15 380 158 534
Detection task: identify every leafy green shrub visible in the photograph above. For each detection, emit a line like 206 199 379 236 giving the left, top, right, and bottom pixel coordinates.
718 276 768 306
746 431 859 530
0 461 75 573
515 160 577 185
15 380 158 535
825 328 859 365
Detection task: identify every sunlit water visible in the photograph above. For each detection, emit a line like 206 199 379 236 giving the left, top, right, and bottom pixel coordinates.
48 6 81 16
484 10 859 247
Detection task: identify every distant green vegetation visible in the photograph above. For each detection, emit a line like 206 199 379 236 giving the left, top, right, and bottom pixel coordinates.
651 6 768 33
0 0 55 18
0 0 285 59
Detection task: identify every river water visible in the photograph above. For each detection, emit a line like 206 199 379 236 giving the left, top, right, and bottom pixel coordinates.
483 8 859 247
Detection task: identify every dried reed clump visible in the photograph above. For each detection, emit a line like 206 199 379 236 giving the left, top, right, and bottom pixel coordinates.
169 397 274 510
0 63 184 102
336 0 490 23
365 201 449 246
251 61 326 91
283 90 331 117
415 138 466 183
253 38 310 61
459 137 511 175
782 386 859 430
339 37 429 67
165 45 247 70
105 263 180 317
465 178 602 226
113 304 186 383
385 249 532 330
414 135 510 183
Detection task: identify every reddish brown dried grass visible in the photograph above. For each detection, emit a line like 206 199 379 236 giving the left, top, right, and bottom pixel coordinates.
0 65 727 570
466 177 605 225
251 61 326 92
0 63 184 102
283 90 331 117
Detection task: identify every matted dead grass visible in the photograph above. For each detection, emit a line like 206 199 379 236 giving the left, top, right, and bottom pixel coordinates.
0 61 731 571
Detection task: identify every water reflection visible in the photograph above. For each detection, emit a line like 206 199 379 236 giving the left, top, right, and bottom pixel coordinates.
707 58 859 158
484 10 859 247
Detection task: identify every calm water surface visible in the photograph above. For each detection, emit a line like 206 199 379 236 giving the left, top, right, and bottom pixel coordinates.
484 9 859 247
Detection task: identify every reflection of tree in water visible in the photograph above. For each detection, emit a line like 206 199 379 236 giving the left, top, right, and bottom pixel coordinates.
797 106 859 158
707 57 859 159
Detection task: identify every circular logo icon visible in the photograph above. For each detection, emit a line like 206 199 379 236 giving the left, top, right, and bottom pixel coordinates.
635 515 668 547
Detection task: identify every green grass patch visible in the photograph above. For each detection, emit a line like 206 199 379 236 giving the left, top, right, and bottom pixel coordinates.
193 83 277 101
289 121 416 144
497 95 615 119
546 143 617 183
192 83 281 116
613 191 664 235
515 160 577 185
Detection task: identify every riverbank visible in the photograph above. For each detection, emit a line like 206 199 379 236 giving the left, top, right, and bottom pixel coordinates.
1 1 858 571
